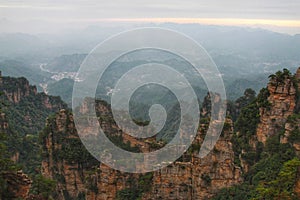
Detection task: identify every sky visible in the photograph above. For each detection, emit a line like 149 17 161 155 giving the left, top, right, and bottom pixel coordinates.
0 0 300 34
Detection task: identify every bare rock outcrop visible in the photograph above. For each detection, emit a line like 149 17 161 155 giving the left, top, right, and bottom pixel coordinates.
2 171 32 199
144 118 242 200
256 69 299 144
41 100 242 199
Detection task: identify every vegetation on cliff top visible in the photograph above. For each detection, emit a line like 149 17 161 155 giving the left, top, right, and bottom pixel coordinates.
1 68 300 199
213 68 300 200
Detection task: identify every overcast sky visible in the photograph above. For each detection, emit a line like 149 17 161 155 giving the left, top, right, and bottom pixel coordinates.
0 0 300 34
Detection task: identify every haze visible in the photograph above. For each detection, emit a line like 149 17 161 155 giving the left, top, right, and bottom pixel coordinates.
0 0 300 34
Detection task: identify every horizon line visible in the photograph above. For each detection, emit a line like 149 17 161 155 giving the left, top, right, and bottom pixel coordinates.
90 18 300 28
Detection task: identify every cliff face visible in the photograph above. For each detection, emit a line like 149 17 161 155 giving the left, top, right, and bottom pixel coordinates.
144 118 242 200
41 109 78 199
281 117 300 152
0 75 37 104
2 171 32 199
41 108 143 200
256 69 300 144
5 67 300 199
0 73 68 199
41 96 242 200
0 73 67 169
0 75 65 111
2 65 300 199
0 110 33 200
0 73 67 135
235 68 300 174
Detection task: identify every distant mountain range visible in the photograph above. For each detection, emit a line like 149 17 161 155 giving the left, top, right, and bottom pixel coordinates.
0 24 300 102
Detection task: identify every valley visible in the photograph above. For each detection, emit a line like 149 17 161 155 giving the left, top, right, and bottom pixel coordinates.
1 24 300 200
0 66 300 199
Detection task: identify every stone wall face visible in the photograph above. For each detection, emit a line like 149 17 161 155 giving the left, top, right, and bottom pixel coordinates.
256 70 300 144
41 107 242 199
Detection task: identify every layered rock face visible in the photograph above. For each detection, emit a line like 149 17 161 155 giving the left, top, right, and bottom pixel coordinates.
0 73 67 136
0 75 37 103
144 118 242 200
0 74 65 110
0 73 68 199
41 108 139 200
3 67 300 199
41 97 242 199
281 118 300 152
256 69 300 144
234 68 300 174
250 68 300 199
2 171 32 199
0 73 67 177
